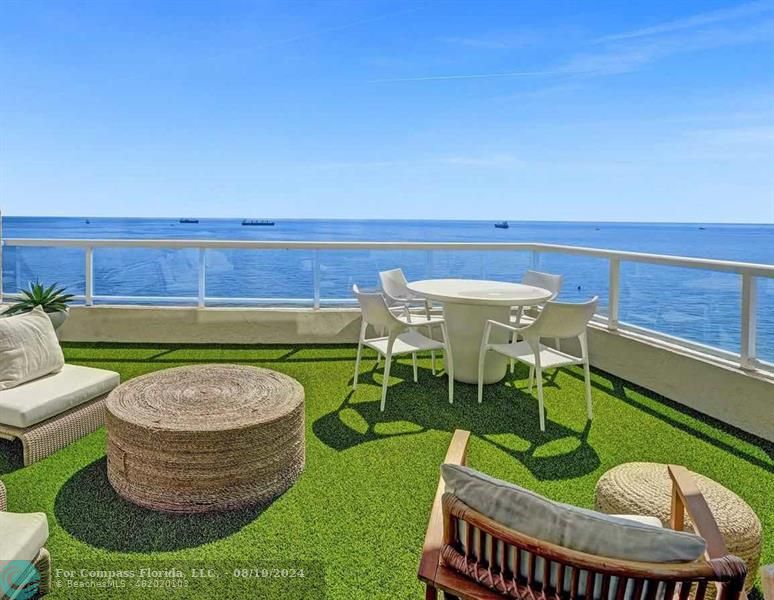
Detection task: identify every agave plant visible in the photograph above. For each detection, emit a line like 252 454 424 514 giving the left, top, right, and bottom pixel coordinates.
3 281 74 316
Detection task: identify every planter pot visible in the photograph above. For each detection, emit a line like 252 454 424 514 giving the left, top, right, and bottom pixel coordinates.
47 309 69 331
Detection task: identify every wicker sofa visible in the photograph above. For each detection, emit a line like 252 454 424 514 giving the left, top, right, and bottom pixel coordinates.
0 364 119 466
0 480 50 599
0 307 120 466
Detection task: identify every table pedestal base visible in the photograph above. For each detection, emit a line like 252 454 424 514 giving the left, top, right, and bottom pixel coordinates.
443 302 511 384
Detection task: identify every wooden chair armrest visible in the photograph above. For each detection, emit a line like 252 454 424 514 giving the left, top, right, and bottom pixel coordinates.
668 465 727 559
418 430 471 588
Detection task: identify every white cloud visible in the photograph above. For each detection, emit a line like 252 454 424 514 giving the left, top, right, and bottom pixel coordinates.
305 154 526 169
494 83 584 102
654 125 774 161
683 125 774 145
595 0 774 43
439 30 543 50
308 160 406 170
440 154 525 168
370 70 548 83
557 18 774 77
376 3 773 83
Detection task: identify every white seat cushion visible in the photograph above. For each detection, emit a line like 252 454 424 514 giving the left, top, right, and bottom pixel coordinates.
489 340 581 367
614 514 664 528
0 364 119 429
365 330 445 355
0 511 48 561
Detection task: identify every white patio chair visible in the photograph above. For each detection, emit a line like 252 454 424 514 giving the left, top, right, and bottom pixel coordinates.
379 268 442 369
479 296 598 431
510 270 563 372
511 270 563 326
379 268 440 322
352 284 454 411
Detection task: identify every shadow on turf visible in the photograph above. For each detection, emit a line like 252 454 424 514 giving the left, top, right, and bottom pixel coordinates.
0 439 24 475
561 368 774 473
61 342 354 365
54 457 266 551
313 362 600 481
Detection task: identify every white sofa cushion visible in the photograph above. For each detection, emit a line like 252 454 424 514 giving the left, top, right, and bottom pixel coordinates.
0 307 65 390
442 463 706 563
0 511 48 561
0 364 119 428
614 514 664 528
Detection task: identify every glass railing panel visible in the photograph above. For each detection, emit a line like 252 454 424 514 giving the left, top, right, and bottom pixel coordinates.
94 248 199 304
317 249 428 305
756 275 774 364
428 250 531 281
619 263 740 353
316 248 538 306
531 252 610 314
204 249 315 306
2 245 85 298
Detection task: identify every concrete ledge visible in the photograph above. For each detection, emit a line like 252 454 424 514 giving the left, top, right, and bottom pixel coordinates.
55 305 774 441
57 305 363 345
585 326 774 442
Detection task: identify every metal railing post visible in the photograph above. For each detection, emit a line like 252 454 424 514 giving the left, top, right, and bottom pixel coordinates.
197 248 206 308
531 250 540 270
0 209 3 304
313 250 320 309
84 247 94 306
14 250 21 292
425 250 433 278
740 272 757 369
608 258 620 331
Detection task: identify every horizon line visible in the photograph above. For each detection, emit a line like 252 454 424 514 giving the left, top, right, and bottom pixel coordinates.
1 214 772 227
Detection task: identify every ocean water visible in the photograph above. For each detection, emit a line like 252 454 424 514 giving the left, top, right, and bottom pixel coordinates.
2 217 773 362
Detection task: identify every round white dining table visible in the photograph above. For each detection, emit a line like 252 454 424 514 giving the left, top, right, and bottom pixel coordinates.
406 279 552 385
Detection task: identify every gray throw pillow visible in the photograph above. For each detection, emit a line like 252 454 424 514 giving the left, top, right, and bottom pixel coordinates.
442 463 706 563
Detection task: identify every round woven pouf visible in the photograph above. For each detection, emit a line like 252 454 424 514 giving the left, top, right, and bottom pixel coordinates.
595 462 761 591
105 364 305 513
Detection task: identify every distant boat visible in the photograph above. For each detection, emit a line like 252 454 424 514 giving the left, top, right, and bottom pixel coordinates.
242 219 275 226
494 221 509 229
179 218 199 224
85 219 90 224
698 226 706 230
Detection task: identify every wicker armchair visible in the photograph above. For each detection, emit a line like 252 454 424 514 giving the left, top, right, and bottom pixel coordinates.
418 430 748 600
0 480 51 599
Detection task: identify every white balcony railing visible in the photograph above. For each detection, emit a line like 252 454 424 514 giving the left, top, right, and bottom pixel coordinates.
1 237 773 372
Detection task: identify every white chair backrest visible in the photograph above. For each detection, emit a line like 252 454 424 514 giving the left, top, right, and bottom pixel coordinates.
526 296 598 340
379 268 412 302
352 285 404 334
522 270 563 300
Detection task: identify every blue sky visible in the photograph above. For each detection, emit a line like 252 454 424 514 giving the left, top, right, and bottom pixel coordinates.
0 0 772 222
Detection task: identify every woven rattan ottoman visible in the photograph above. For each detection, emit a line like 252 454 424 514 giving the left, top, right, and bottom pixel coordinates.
105 364 305 513
595 462 762 592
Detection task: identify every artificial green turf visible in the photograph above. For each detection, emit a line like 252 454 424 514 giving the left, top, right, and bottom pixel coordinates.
1 343 771 599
